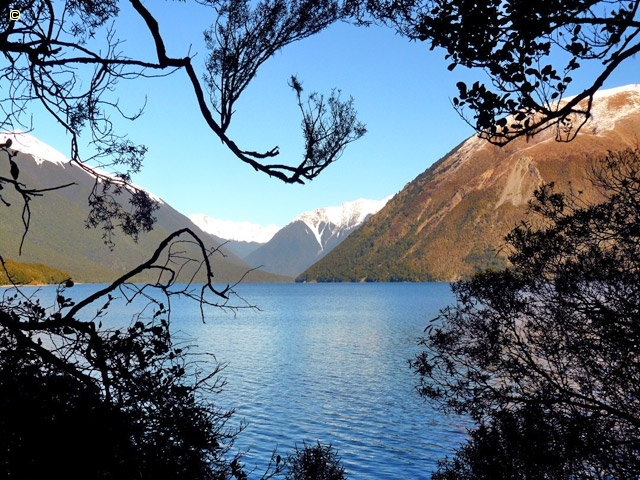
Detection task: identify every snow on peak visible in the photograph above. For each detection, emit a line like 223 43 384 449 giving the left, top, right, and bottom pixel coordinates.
455 84 640 161
0 130 69 166
294 197 391 248
583 84 640 132
295 197 390 228
189 197 391 247
590 83 640 100
188 214 281 243
536 84 640 134
1 130 165 204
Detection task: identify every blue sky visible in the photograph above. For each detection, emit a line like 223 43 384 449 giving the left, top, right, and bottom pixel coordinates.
30 2 640 227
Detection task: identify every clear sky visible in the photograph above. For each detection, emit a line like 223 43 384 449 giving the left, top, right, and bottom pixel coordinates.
29 2 640 227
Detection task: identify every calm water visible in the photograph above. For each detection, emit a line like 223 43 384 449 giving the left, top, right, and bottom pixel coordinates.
9 282 468 479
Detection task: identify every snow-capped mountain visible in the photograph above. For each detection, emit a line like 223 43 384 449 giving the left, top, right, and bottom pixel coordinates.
243 197 391 277
188 214 280 244
191 197 391 277
294 198 391 252
0 131 69 166
0 131 286 283
0 130 164 204
299 84 640 282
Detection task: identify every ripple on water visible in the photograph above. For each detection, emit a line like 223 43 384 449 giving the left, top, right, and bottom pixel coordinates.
20 282 469 479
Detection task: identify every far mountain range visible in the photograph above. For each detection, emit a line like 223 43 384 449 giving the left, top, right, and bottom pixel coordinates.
189 197 389 277
0 132 290 284
0 130 388 283
3 84 639 284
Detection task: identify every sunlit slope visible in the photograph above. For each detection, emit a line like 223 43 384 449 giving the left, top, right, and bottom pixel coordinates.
298 85 640 282
0 259 72 285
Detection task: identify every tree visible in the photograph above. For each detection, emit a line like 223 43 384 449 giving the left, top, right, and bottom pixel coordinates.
361 0 640 144
412 149 640 478
285 441 347 480
0 228 251 479
1 0 365 244
1 2 363 477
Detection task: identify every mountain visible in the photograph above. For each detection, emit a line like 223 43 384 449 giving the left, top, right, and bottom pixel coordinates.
188 214 280 258
0 131 291 283
243 198 389 277
191 198 389 277
297 84 640 282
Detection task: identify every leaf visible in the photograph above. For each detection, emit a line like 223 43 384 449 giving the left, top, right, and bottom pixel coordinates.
541 65 554 76
525 68 539 77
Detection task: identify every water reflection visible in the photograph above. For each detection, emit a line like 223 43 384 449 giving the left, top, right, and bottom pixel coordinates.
5 282 468 479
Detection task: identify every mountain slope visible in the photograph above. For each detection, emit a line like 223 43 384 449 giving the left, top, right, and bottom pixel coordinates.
298 84 640 282
244 198 389 277
0 132 290 283
244 221 325 277
0 259 72 286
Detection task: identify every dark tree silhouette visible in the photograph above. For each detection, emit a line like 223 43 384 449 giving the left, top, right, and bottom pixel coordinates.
0 0 365 241
1 2 359 477
285 441 347 480
358 0 640 144
0 227 251 479
413 149 640 478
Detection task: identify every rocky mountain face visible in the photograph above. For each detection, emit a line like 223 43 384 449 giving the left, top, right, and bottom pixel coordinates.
0 131 289 283
297 84 640 282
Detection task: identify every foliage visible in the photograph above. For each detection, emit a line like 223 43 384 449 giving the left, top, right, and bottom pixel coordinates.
430 404 602 480
413 149 640 478
363 0 640 144
462 247 508 273
0 0 364 247
0 2 364 477
0 258 71 285
0 227 257 479
285 441 347 480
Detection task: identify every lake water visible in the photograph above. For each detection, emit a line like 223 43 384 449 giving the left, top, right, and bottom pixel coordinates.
9 282 469 479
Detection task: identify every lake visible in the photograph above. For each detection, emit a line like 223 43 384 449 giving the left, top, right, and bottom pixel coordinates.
9 282 469 479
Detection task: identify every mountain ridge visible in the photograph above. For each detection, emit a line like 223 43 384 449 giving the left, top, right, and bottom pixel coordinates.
297 84 640 282
0 131 290 284
190 197 390 277
188 215 281 244
292 197 391 251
